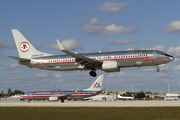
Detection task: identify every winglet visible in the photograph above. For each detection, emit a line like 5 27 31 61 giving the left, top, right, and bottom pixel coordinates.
56 39 65 51
74 88 79 94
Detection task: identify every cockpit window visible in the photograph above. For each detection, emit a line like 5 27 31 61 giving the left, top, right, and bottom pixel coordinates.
164 53 173 57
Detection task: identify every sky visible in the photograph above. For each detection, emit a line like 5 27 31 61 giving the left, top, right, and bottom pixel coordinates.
1 0 180 93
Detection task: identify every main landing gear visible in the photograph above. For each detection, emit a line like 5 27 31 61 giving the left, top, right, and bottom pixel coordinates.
89 69 97 77
61 99 64 103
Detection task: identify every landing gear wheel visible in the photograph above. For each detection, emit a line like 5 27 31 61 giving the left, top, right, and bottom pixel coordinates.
89 69 97 77
92 72 97 77
156 69 160 72
61 99 64 103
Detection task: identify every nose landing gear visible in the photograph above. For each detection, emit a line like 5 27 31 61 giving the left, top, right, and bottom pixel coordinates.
156 68 160 72
156 64 166 72
61 99 64 103
156 66 160 72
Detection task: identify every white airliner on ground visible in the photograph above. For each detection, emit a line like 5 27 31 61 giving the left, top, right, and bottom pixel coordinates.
117 94 133 100
20 75 104 102
8 29 175 77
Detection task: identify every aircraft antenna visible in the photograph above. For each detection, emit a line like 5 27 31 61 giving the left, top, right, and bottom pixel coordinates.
54 84 55 91
132 84 134 93
104 84 105 92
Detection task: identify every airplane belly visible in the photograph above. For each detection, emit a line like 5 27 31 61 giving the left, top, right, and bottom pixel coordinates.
118 58 166 67
118 59 142 67
70 95 91 99
33 63 88 71
21 96 49 100
144 59 165 66
47 66 81 71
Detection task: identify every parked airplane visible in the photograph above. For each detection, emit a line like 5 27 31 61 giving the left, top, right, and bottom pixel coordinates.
8 29 175 77
20 75 104 102
117 94 133 100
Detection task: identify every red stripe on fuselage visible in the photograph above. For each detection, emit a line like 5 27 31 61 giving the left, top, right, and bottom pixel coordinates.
20 94 91 98
34 57 163 66
20 95 60 98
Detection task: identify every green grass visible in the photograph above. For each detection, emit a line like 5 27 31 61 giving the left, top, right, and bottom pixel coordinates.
0 107 180 120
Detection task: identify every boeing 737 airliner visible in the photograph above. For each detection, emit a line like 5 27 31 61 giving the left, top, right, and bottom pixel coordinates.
8 29 175 77
20 75 104 102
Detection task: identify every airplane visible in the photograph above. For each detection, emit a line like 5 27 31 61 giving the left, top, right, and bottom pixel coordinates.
8 29 175 77
117 94 133 100
20 75 104 103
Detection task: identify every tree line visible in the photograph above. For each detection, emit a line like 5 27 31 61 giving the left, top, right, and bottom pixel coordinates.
0 88 24 98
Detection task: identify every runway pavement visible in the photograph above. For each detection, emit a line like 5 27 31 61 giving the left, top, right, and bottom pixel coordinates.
1 100 180 107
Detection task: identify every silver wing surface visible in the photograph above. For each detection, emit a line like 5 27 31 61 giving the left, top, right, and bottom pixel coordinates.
56 40 102 69
58 88 78 99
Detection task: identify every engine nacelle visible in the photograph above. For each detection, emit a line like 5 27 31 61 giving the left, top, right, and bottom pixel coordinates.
49 97 59 101
102 61 120 72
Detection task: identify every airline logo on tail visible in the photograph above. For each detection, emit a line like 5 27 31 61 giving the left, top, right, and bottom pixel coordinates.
19 42 30 52
93 82 101 88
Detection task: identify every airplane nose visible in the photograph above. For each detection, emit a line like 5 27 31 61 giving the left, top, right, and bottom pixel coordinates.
169 57 175 61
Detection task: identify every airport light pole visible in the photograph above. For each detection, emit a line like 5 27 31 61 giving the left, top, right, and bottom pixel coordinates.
168 84 170 93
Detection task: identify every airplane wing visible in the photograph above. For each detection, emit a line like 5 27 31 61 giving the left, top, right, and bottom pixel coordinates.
95 90 103 94
56 40 102 68
58 88 78 99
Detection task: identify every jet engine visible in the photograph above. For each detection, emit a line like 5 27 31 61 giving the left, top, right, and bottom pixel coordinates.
49 97 59 101
102 61 120 72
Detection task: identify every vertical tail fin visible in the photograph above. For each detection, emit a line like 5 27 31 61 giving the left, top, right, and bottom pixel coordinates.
118 94 122 98
12 29 52 58
84 75 104 91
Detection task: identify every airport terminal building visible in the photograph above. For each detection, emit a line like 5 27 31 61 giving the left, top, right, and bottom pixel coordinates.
165 93 180 100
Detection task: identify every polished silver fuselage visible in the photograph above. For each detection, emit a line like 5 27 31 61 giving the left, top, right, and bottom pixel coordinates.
21 90 99 100
23 50 173 72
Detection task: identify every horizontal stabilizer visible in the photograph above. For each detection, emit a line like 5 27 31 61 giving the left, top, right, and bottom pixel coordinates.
7 56 30 62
